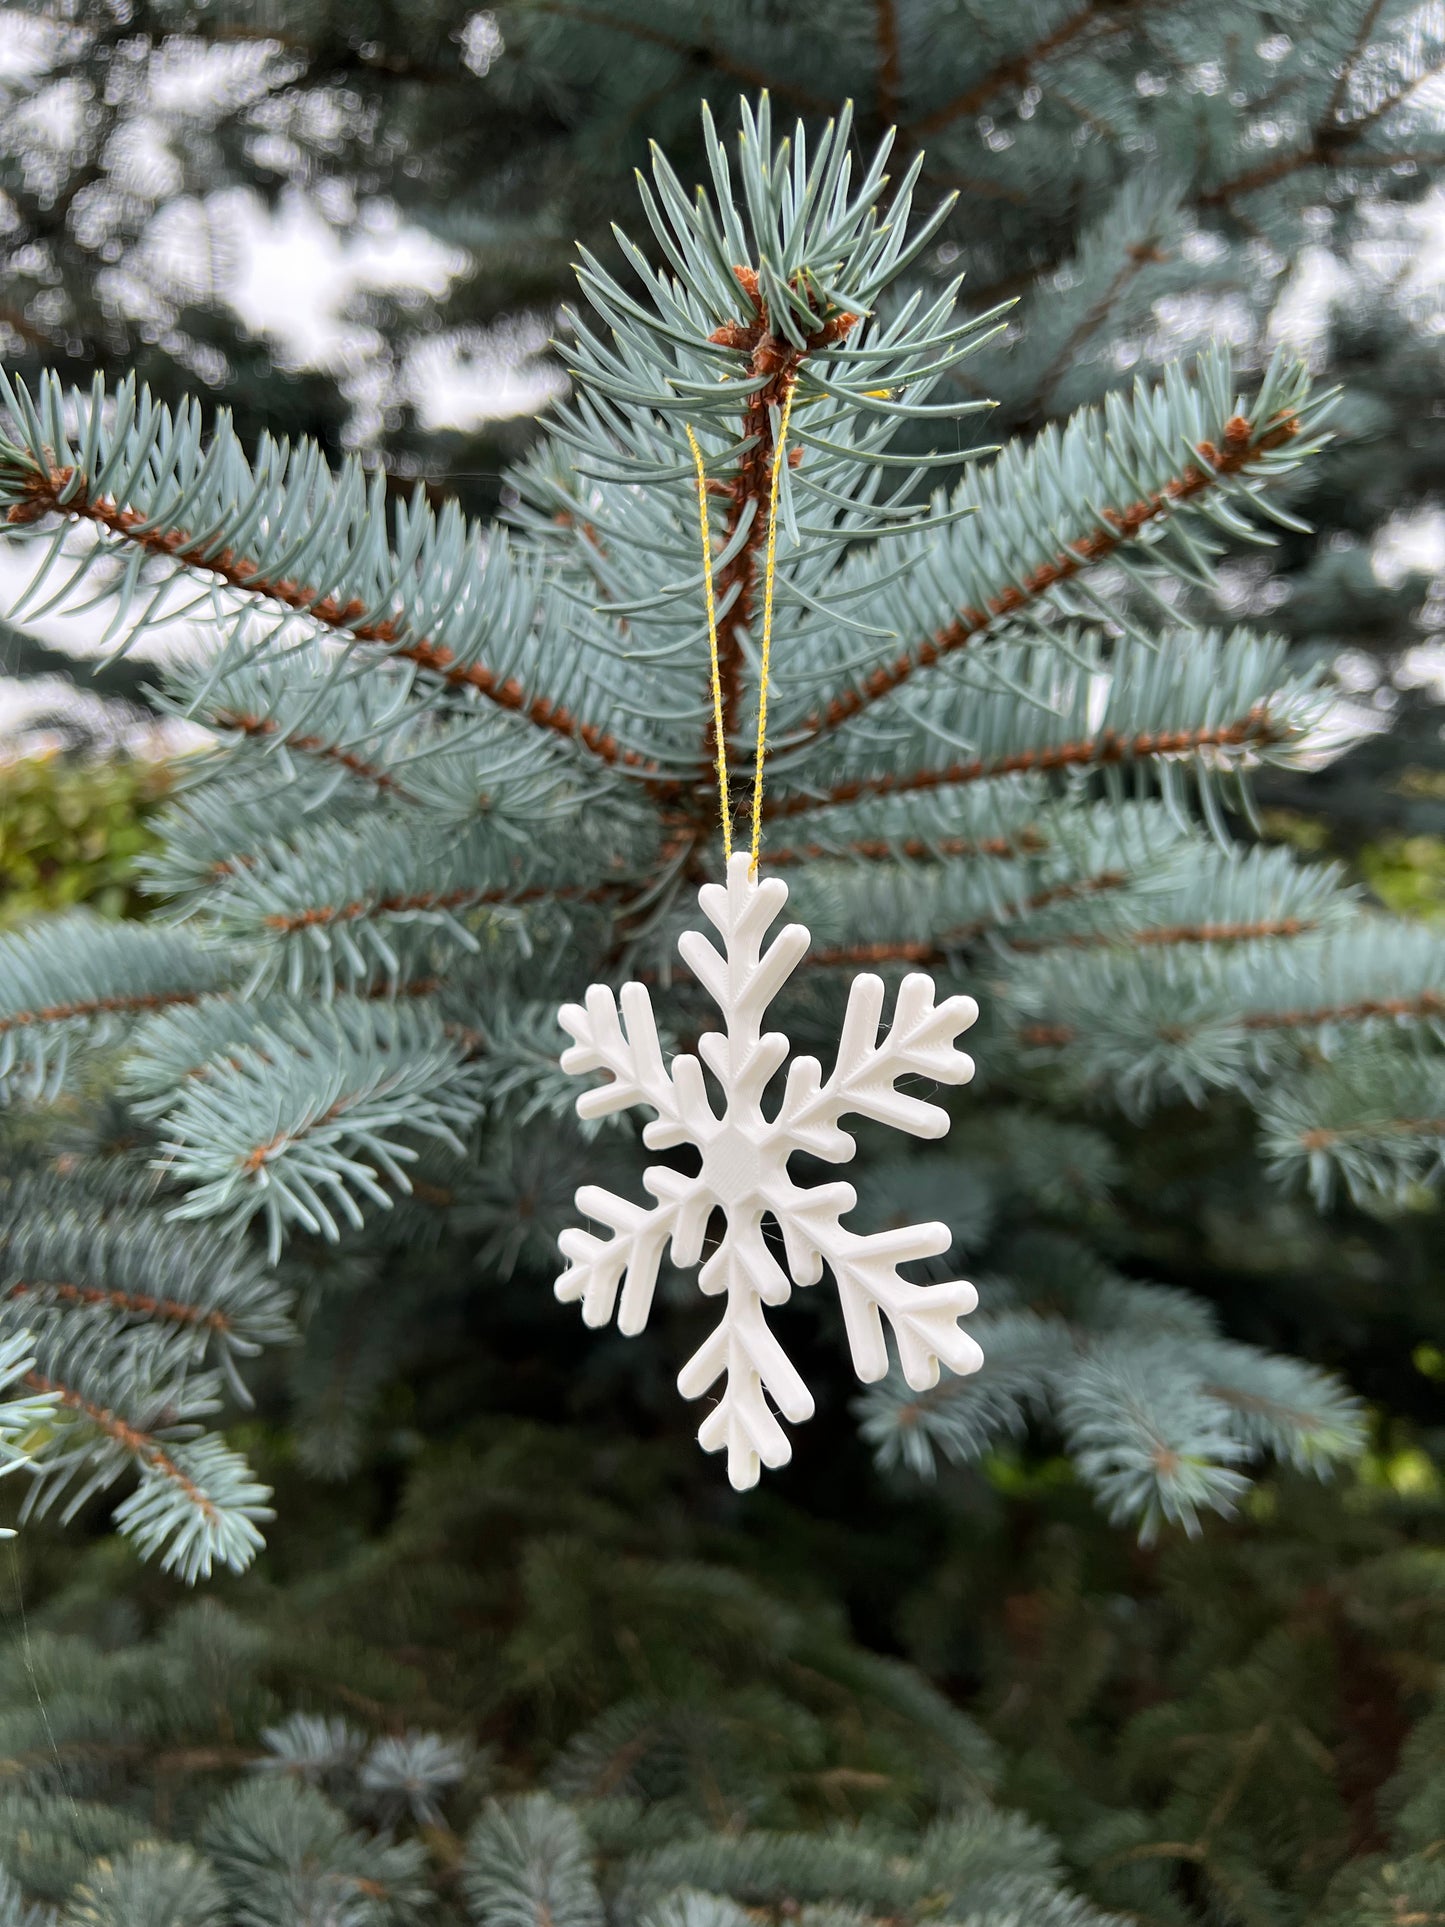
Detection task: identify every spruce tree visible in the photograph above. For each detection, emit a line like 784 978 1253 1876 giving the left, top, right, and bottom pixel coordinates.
1 92 1441 1581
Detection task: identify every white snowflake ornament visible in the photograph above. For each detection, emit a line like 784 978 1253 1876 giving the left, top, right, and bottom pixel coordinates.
555 851 984 1489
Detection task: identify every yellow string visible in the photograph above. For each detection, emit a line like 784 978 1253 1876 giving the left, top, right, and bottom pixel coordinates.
751 382 794 875
686 383 795 875
686 423 732 861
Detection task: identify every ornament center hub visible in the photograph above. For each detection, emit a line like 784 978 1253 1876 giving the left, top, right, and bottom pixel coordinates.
701 1121 766 1207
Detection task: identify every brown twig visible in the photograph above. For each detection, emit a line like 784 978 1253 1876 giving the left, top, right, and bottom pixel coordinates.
766 706 1286 819
210 710 411 798
258 874 621 935
1199 135 1444 207
7 1280 230 1331
1323 0 1390 127
690 269 859 829
1298 1115 1445 1151
1020 988 1445 1050
803 871 1127 968
1242 991 1445 1032
959 121 1441 320
1007 914 1320 954
762 826 1048 866
0 987 206 1036
529 3 834 112
1018 246 1165 422
876 0 904 125
908 3 1108 136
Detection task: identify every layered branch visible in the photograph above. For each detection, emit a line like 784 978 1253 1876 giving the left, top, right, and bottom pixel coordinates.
768 628 1325 822
859 1254 1363 1539
157 1004 483 1259
0 1173 292 1399
751 780 1053 869
758 826 1348 976
0 372 646 775
779 350 1325 751
1009 921 1445 1112
0 914 234 1100
1261 1046 1445 1206
139 790 655 992
171 639 589 831
9 1332 273 1581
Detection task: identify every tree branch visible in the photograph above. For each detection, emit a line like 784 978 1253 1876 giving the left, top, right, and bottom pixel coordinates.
795 410 1301 744
876 0 904 125
0 987 205 1035
1018 246 1163 422
802 871 1128 968
1199 124 1445 208
8 466 651 777
907 3 1111 136
257 874 622 936
22 1370 219 1520
209 710 414 800
1008 913 1321 953
1297 1115 1445 1151
1020 988 1445 1048
1242 991 1445 1031
1323 0 1391 128
530 4 834 113
697 272 857 823
762 826 1048 866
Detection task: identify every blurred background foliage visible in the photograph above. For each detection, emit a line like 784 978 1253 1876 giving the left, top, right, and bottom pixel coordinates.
0 753 167 927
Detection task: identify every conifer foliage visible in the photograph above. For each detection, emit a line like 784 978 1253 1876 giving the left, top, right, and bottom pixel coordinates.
0 1425 1115 1926
0 1423 1439 1927
0 96 1442 1575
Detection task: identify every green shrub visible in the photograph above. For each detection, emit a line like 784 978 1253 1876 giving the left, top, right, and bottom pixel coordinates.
0 756 168 927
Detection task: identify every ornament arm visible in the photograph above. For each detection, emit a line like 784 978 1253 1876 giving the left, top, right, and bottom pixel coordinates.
776 972 978 1159
768 1172 981 1391
677 1213 815 1490
557 980 704 1144
556 1167 708 1336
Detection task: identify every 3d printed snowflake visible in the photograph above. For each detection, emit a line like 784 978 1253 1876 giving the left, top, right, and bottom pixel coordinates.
556 852 984 1488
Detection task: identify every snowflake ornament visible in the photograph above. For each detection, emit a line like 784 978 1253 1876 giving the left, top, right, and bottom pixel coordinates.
556 852 984 1489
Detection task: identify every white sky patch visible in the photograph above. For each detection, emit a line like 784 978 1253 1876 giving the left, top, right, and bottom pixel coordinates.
1393 182 1445 297
1374 508 1445 586
0 531 209 669
0 671 207 761
407 317 565 429
459 11 505 76
1266 247 1355 358
1397 641 1445 701
0 533 224 754
0 13 59 80
223 187 563 430
225 189 465 370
